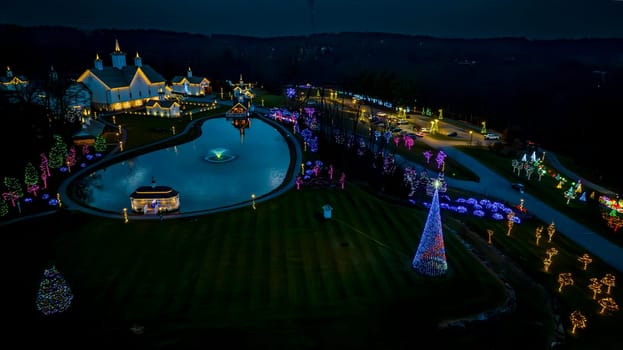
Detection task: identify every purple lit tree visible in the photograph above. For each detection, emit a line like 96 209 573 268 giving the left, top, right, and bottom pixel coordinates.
35 265 74 316
412 179 448 276
423 150 433 164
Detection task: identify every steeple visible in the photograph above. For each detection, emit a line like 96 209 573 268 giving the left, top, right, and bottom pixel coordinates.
6 66 13 78
110 39 127 69
94 53 103 70
187 66 192 78
134 51 142 67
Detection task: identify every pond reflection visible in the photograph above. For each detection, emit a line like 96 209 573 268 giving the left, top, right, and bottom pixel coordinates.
76 117 291 213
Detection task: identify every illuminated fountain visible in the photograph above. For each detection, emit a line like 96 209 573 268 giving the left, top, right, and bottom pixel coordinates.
204 147 237 163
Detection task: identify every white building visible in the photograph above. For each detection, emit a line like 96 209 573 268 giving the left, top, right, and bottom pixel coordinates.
170 67 211 96
76 39 167 112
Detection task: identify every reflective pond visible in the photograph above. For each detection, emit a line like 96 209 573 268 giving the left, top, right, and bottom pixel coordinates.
77 117 292 213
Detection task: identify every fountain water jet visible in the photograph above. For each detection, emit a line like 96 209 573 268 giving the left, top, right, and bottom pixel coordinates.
204 147 236 163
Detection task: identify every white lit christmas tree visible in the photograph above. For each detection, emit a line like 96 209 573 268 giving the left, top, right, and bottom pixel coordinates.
35 265 73 316
412 177 448 276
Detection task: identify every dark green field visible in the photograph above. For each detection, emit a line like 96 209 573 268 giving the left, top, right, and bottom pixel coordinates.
4 184 513 349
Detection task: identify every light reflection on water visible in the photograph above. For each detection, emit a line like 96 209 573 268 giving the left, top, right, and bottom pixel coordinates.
80 117 291 213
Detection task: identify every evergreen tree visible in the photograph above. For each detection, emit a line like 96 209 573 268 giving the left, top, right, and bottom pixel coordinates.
35 265 74 316
3 176 23 197
0 199 8 217
412 182 448 276
24 162 39 187
94 135 108 153
48 134 68 169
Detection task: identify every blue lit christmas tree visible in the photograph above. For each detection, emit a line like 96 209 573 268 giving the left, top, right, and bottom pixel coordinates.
412 178 448 276
35 265 74 316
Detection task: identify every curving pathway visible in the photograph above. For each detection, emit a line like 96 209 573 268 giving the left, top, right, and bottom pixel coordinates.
397 145 623 273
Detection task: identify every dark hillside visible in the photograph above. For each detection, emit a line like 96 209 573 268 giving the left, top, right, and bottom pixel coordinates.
1 24 622 188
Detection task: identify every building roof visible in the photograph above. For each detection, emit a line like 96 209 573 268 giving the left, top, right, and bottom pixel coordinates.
87 65 165 89
130 186 179 199
170 75 209 84
145 100 179 108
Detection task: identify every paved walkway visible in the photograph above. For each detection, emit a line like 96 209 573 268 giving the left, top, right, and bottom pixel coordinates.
397 147 623 273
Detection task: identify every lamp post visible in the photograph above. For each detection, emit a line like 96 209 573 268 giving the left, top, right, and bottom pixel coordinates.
251 194 256 210
469 130 473 145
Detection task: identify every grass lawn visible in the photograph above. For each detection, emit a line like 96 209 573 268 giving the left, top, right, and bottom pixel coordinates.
5 185 513 349
458 146 623 249
3 110 623 350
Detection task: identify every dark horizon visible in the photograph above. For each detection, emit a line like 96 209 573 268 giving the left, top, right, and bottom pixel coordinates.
3 0 623 40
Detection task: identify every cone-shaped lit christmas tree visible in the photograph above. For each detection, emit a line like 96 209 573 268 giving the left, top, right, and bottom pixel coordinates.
412 177 448 276
35 265 73 316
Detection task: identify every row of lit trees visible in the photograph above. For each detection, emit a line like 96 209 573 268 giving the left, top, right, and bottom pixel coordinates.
1 133 109 217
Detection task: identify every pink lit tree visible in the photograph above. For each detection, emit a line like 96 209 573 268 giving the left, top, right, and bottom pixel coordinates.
412 179 448 276
403 135 414 150
39 153 51 189
393 136 400 148
296 175 303 190
82 144 90 157
65 146 77 170
2 191 20 208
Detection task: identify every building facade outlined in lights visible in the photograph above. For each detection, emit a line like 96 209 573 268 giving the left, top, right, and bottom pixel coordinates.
76 39 167 112
170 67 211 96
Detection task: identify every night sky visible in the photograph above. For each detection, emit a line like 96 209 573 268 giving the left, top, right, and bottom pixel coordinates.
3 0 623 39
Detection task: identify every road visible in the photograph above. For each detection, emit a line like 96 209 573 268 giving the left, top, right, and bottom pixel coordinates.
394 118 623 273
321 96 623 272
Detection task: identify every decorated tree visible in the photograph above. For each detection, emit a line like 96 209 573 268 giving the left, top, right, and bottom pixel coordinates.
506 211 515 236
40 153 50 189
577 253 592 271
569 310 587 335
557 272 574 292
535 225 543 246
547 221 556 243
48 134 68 169
589 278 603 299
598 297 619 315
35 265 74 316
0 199 9 217
65 146 77 170
543 257 552 272
601 273 616 294
3 176 23 197
24 162 39 188
412 180 447 276
546 247 559 260
94 135 108 153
